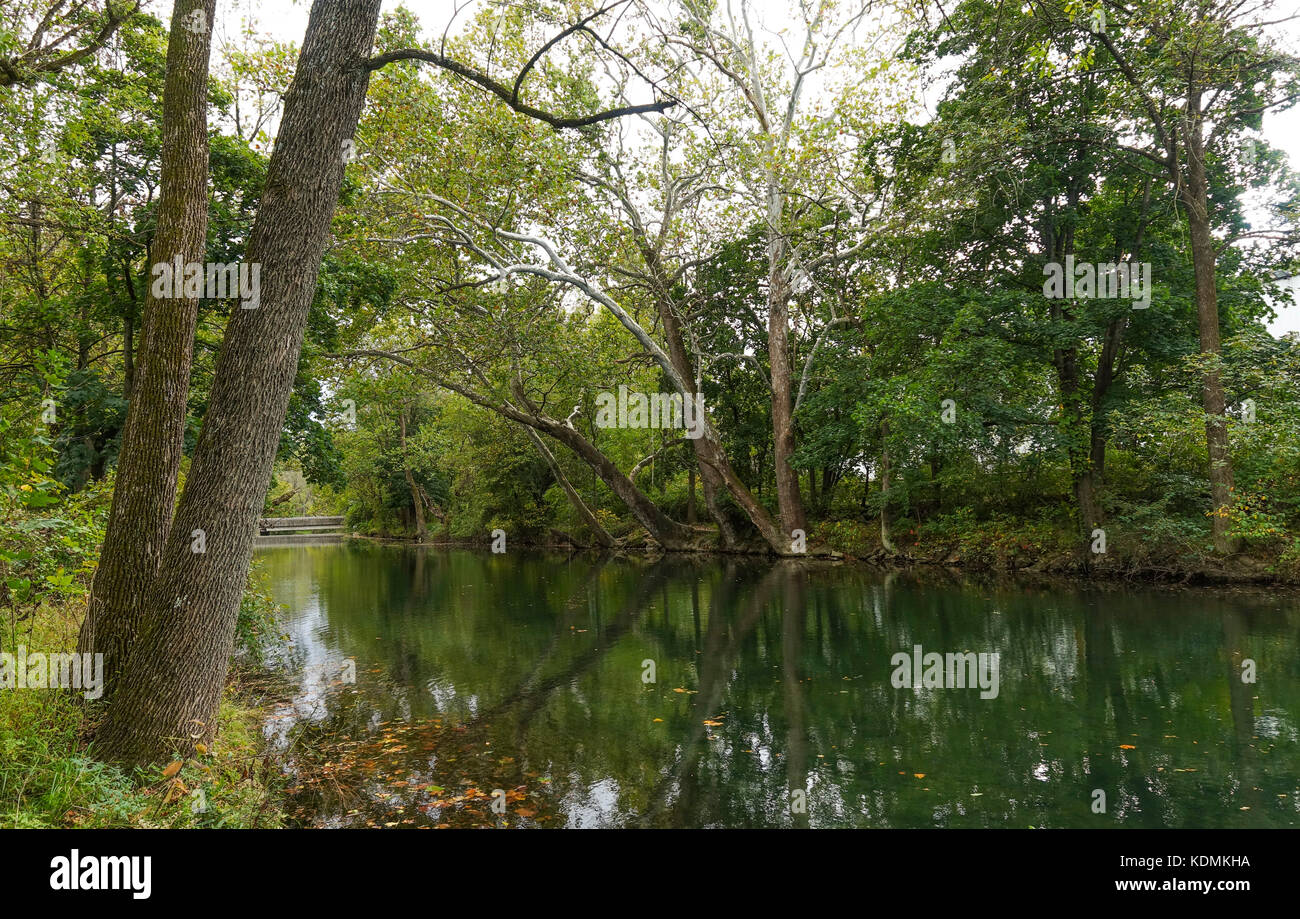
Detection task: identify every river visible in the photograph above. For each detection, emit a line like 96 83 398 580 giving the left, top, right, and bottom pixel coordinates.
255 541 1300 828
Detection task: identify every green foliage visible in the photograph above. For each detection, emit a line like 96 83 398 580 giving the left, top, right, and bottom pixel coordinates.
1 390 109 615
2 0 1298 574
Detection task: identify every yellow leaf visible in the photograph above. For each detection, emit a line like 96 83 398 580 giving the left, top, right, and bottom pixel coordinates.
194 743 208 755
162 761 183 779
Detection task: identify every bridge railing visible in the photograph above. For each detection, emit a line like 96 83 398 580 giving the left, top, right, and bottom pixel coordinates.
257 516 346 532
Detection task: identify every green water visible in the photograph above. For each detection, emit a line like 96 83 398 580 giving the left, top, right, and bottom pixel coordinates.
256 542 1300 828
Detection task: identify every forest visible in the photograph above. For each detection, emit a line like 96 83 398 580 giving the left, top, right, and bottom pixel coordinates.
1 0 1298 822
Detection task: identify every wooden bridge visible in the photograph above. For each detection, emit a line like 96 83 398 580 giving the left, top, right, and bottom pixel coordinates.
257 515 347 535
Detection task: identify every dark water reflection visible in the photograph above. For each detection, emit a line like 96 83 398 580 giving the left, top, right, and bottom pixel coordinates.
255 542 1300 828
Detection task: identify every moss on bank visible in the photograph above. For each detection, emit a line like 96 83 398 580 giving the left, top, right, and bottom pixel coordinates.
817 512 1300 585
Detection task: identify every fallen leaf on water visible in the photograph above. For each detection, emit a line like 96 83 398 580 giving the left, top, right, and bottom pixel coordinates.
1119 744 1136 750
652 718 664 723
515 807 537 818
913 773 926 779
702 719 724 727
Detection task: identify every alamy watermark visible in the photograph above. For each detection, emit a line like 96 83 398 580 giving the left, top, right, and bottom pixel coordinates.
891 644 1000 699
50 850 150 899
594 386 706 439
0 646 104 700
1043 256 1151 309
151 257 261 309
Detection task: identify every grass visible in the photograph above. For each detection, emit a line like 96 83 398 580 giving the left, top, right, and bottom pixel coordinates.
0 596 289 828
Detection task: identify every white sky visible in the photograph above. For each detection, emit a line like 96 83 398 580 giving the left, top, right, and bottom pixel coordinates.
197 0 1300 335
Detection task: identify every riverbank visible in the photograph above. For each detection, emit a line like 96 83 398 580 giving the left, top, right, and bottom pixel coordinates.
340 516 1300 587
0 594 291 828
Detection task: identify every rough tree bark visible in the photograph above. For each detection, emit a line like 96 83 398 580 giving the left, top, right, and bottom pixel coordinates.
78 0 217 693
879 417 895 553
339 349 692 549
398 409 426 541
767 227 807 538
1181 92 1238 554
523 426 615 548
93 0 383 764
498 380 694 550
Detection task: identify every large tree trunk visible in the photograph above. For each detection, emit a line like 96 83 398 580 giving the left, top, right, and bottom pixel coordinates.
1055 336 1101 539
523 426 615 548
1079 313 1128 533
766 228 807 537
79 0 217 693
93 0 383 764
1181 100 1238 554
527 414 693 550
644 262 746 549
398 410 426 541
879 418 895 553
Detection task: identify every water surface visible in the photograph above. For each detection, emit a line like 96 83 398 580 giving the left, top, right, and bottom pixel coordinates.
256 542 1300 828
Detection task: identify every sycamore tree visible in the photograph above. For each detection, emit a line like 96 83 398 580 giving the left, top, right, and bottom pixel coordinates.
329 14 686 547
667 0 914 538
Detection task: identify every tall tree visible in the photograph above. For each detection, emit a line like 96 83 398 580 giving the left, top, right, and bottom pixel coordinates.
93 0 385 762
673 0 884 539
78 0 217 691
93 0 678 763
1067 0 1300 551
